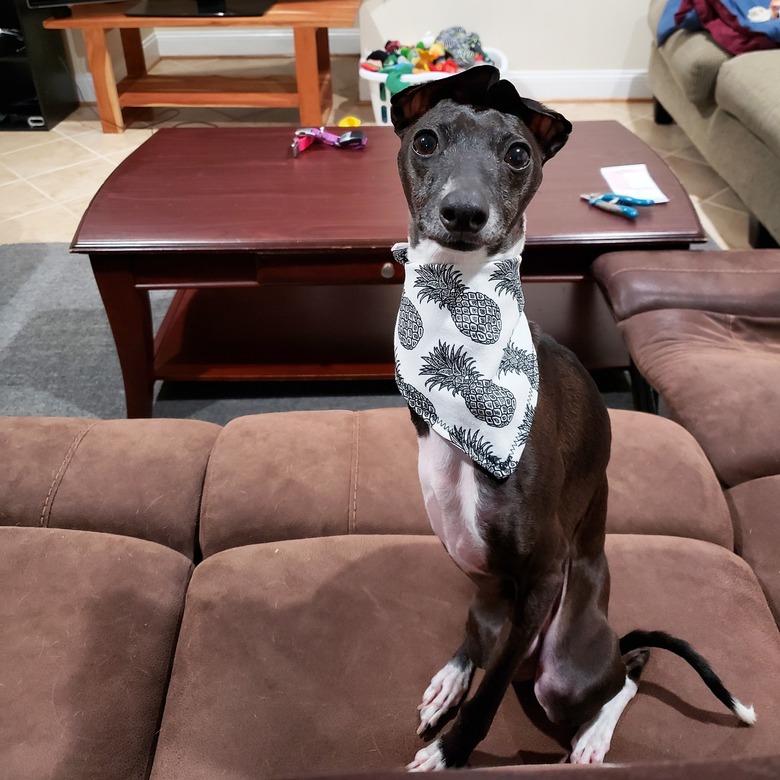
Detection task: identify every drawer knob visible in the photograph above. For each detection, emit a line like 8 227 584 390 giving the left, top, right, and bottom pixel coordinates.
380 262 395 279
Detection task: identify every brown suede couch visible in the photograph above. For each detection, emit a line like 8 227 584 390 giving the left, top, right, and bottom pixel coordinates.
2 407 780 779
593 248 780 626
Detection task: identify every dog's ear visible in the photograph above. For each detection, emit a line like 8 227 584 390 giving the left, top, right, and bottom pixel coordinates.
487 80 572 163
390 65 501 136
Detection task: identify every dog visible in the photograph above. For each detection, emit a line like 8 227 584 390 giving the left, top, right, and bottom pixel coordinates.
389 66 755 771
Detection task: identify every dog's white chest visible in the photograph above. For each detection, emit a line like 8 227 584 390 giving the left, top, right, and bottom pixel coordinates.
417 431 488 576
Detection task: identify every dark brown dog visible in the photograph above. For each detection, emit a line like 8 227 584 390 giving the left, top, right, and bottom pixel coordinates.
390 66 755 771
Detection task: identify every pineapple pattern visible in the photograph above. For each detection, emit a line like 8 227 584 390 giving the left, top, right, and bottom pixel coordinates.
420 342 516 428
414 264 502 345
448 426 496 468
394 358 438 426
489 257 525 312
498 341 540 390
392 242 538 479
397 294 424 350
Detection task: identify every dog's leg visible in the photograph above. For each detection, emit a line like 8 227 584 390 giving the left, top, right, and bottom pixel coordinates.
533 478 646 765
408 570 563 771
570 672 639 764
417 580 509 735
417 640 475 735
569 649 648 764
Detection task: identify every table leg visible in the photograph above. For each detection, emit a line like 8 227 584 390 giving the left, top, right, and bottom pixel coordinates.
90 256 155 418
316 27 333 107
83 27 125 133
120 28 147 79
294 26 331 125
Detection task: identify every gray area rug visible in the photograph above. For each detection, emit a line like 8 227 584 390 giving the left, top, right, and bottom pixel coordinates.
3 240 724 422
0 243 407 422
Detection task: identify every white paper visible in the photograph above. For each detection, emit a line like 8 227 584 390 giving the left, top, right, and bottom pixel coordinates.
600 164 669 203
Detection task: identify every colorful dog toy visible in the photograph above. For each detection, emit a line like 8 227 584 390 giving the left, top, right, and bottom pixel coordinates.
291 127 368 158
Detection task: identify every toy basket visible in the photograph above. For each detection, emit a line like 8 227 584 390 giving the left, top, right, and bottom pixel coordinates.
359 48 508 125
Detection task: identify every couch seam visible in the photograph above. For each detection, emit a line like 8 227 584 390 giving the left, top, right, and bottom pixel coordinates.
39 421 99 528
727 313 736 337
144 558 194 778
198 431 222 557
193 435 220 562
349 412 360 534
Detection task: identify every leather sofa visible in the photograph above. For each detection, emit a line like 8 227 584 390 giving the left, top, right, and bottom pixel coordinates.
593 248 780 626
647 0 780 244
2 406 780 778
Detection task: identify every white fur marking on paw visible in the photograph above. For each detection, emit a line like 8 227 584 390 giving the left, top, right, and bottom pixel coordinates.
417 659 473 735
732 698 757 725
407 740 446 772
570 676 638 764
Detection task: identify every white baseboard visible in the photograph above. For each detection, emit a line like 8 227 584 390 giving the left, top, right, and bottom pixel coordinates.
507 69 651 101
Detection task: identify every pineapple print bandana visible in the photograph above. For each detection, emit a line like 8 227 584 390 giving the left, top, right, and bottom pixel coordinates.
392 241 539 480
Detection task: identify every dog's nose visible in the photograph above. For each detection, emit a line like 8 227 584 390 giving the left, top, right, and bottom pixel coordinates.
439 191 490 234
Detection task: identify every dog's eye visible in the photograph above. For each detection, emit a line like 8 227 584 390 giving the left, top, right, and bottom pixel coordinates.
412 131 438 156
504 143 530 170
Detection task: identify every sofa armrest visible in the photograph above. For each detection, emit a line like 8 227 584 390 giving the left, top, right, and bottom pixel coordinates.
0 417 221 559
593 250 780 321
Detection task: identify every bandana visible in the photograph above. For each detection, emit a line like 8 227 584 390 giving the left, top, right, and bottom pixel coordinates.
393 241 539 479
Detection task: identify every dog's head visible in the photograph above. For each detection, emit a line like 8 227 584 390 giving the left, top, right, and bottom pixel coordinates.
391 66 571 256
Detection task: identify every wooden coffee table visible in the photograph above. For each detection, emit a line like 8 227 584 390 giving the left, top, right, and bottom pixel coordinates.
72 121 704 417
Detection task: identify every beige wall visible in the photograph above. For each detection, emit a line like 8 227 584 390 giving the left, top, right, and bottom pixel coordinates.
360 0 650 71
359 0 652 99
65 0 652 103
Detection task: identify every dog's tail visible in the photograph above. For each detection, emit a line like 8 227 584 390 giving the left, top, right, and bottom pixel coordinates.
619 630 756 725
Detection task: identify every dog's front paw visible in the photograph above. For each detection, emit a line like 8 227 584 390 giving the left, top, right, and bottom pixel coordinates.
417 659 473 735
406 739 447 772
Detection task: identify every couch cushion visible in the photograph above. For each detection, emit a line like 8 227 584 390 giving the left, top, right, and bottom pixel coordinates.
660 28 730 105
716 51 780 160
726 475 780 625
200 408 732 556
620 309 780 486
593 250 780 322
606 409 732 546
0 417 221 558
150 534 779 777
0 526 192 779
649 0 729 105
0 416 92 527
199 409 430 557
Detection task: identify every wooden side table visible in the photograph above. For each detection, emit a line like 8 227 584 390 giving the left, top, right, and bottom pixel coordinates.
44 0 361 133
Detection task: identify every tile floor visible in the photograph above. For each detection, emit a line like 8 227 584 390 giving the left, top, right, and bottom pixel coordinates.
0 55 752 248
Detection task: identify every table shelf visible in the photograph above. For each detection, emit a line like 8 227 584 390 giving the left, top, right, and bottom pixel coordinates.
153 286 399 382
117 73 311 109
